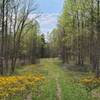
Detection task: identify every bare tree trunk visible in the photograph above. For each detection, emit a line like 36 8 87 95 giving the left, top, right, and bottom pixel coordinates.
95 0 100 77
1 0 5 75
5 0 9 74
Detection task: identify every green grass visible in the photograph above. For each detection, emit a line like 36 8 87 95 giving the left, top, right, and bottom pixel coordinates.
15 58 98 100
40 59 91 100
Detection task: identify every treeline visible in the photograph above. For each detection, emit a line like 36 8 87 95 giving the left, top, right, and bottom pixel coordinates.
50 0 100 76
0 0 48 75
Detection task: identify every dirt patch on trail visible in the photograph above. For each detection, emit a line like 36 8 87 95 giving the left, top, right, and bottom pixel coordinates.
56 78 62 100
24 92 32 100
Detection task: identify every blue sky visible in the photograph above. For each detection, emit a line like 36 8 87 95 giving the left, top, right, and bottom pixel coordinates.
36 0 64 33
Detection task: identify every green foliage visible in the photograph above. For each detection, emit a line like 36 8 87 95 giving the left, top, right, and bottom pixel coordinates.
50 0 100 74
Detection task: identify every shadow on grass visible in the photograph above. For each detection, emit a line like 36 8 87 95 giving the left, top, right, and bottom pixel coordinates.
52 58 92 73
62 63 92 73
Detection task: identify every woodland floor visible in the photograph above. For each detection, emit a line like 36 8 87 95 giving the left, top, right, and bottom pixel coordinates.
15 58 100 100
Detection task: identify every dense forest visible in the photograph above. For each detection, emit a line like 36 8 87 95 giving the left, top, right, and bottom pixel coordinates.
50 0 100 77
0 0 100 100
0 0 50 75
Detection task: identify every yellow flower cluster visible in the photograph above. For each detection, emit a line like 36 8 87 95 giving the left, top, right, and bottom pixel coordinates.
80 77 100 85
0 74 45 98
80 77 100 91
80 78 93 85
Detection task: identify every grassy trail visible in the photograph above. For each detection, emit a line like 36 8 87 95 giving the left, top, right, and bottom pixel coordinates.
39 59 91 100
16 58 94 100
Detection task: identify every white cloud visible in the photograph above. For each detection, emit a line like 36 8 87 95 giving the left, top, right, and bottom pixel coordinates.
28 13 59 34
37 13 59 33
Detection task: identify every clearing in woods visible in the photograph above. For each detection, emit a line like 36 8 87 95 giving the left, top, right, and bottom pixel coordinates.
16 58 96 100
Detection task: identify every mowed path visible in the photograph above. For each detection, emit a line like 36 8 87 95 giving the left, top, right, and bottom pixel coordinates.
38 59 89 100
40 59 63 100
